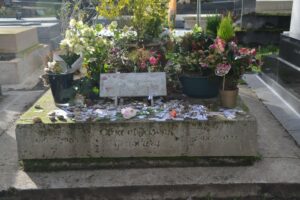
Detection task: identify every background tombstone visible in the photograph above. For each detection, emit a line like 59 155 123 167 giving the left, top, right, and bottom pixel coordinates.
261 0 300 114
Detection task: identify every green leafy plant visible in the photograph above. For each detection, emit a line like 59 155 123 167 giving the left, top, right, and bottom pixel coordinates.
217 14 235 42
166 25 214 76
60 19 111 97
97 0 169 43
206 15 221 37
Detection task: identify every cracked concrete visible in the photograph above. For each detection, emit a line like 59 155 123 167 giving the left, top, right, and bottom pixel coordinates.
0 85 300 199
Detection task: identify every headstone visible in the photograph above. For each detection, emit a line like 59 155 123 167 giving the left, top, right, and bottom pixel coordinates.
100 72 167 97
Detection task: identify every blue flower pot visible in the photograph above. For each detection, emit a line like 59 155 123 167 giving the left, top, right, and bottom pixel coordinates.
179 75 220 98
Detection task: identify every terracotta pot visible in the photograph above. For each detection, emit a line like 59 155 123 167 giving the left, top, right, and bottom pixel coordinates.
220 89 238 108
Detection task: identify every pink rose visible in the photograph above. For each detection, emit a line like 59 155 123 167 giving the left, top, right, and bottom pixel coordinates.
149 56 158 65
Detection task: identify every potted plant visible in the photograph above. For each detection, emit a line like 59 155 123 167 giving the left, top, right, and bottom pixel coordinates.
213 15 259 108
166 25 220 98
60 19 111 99
43 51 80 105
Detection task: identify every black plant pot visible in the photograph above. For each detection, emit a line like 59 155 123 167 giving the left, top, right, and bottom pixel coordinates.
179 75 220 98
48 73 74 105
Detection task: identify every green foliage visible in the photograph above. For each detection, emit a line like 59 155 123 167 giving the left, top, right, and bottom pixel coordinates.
96 0 169 42
60 54 80 67
96 0 129 19
217 14 235 42
206 15 221 37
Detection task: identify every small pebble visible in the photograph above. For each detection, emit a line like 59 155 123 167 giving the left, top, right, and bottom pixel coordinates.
48 111 56 117
34 105 42 109
33 117 42 124
49 116 56 123
57 115 66 121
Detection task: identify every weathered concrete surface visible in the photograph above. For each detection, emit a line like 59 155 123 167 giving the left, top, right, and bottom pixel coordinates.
1 86 300 199
0 27 38 53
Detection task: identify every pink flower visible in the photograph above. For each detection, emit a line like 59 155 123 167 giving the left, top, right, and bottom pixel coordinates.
140 61 146 69
215 63 231 77
209 44 216 50
250 48 256 56
149 56 158 65
215 37 226 53
239 48 250 55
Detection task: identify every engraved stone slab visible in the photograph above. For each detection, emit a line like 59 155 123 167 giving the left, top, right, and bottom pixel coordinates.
16 119 257 160
16 91 258 161
100 72 167 97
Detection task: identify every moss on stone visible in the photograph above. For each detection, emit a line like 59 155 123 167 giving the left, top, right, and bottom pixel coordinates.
17 90 73 125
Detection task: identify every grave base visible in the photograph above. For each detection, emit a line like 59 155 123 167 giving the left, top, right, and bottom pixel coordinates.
16 91 258 171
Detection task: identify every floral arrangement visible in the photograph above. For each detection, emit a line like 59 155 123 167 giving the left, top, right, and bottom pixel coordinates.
209 37 259 90
208 14 260 91
60 19 112 96
166 25 215 76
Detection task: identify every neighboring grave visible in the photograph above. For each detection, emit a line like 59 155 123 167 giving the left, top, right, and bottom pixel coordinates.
261 0 300 113
0 27 38 53
261 0 300 144
16 91 258 170
0 27 49 85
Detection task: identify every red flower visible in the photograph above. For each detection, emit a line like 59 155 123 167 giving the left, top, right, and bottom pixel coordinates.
157 53 162 60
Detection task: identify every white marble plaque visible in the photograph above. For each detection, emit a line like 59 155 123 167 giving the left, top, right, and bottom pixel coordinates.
100 72 167 97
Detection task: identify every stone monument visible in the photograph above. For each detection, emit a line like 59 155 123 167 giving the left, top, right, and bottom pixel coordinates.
261 1 300 113
0 27 49 85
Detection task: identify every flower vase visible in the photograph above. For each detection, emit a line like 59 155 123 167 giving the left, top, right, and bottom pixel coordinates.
179 75 220 98
220 89 238 108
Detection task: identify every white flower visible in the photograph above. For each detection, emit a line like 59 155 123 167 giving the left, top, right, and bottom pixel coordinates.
69 19 76 27
47 61 56 69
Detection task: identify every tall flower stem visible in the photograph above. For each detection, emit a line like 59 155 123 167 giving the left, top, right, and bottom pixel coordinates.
222 75 226 91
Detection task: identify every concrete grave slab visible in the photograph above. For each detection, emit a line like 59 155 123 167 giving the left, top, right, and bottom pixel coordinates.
16 91 258 170
0 27 38 53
